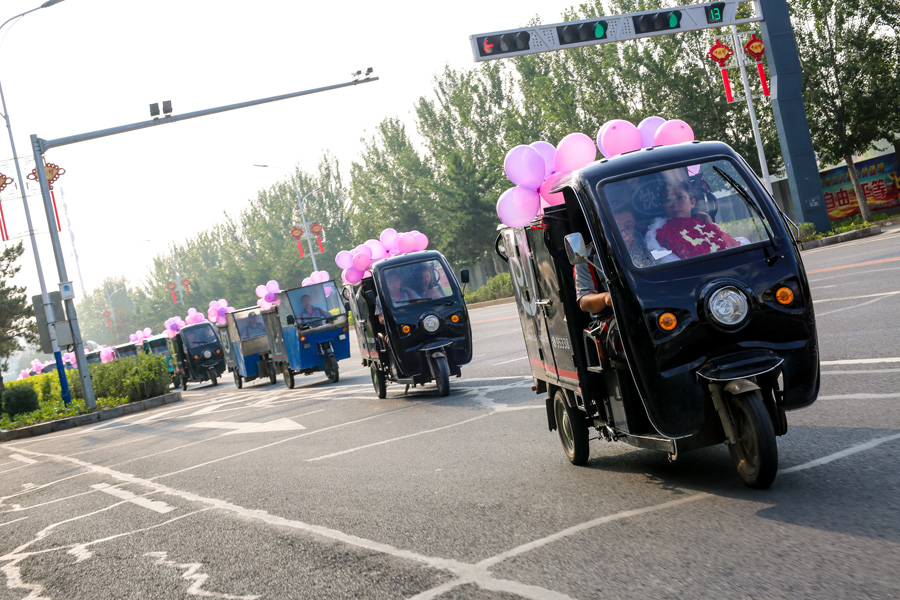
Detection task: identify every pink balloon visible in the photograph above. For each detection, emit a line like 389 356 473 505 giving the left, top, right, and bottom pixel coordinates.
364 239 387 260
596 121 614 158
344 266 363 284
601 120 641 157
217 307 227 317
638 116 666 148
335 250 353 270
530 141 557 179
219 299 228 308
266 280 280 293
255 285 267 299
264 292 276 303
352 252 371 271
539 171 568 206
208 309 217 321
209 300 218 309
363 270 372 278
654 119 695 146
380 228 399 251
555 133 596 172
496 186 541 228
397 232 418 254
257 299 272 311
504 145 545 189
129 334 137 342
414 233 429 251
302 277 313 287
355 244 373 259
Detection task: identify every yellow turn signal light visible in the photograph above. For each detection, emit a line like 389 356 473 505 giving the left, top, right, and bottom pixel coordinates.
216 349 221 354
300 336 306 341
193 355 199 359
658 312 678 331
451 314 460 323
402 325 411 334
775 287 794 305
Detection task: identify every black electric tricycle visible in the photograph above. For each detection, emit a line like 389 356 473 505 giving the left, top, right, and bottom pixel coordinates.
346 250 473 398
166 321 226 391
497 141 819 488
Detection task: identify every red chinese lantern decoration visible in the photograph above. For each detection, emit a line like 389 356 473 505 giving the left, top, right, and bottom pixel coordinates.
27 163 65 232
706 39 735 103
289 227 305 257
102 309 112 328
0 173 12 241
743 34 770 97
309 222 325 254
181 278 192 293
166 281 178 304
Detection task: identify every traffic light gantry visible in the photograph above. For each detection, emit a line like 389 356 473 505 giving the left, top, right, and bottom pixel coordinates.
472 1 751 61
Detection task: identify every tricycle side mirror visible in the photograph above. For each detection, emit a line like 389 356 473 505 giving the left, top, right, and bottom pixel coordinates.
564 233 589 266
460 269 470 284
286 315 295 326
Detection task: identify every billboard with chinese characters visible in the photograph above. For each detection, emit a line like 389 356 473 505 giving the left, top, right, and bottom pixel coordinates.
821 152 900 220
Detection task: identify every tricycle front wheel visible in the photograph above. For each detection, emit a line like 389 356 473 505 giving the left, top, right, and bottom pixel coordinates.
233 370 243 389
554 390 589 465
325 355 340 383
727 390 778 489
283 366 295 389
371 363 386 399
433 355 450 397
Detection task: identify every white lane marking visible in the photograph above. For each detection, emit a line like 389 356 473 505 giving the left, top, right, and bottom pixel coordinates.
809 285 838 290
9 454 37 465
91 483 176 514
144 551 260 600
493 356 527 366
1 489 99 514
0 464 32 475
782 432 900 474
0 517 28 528
306 415 491 462
817 392 900 400
821 368 900 375
821 357 900 365
186 418 306 436
814 291 900 303
809 265 900 283
68 435 159 457
816 294 896 317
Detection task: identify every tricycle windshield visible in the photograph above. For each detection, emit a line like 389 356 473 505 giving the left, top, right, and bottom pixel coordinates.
233 309 268 341
285 281 345 326
182 324 218 347
598 158 773 269
147 338 169 354
381 259 454 308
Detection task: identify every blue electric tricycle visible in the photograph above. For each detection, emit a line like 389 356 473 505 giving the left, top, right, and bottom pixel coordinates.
262 280 351 388
222 307 278 389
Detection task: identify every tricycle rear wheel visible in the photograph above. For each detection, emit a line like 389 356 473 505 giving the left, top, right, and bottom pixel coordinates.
727 390 778 489
553 390 589 465
371 363 386 399
283 366 295 389
182 376 188 392
268 361 277 385
233 370 243 389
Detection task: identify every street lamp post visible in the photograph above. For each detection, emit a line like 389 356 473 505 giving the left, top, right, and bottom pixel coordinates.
172 253 189 305
0 0 76 405
254 165 322 272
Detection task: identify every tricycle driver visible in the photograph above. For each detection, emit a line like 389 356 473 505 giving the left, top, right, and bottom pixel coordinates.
375 269 419 326
575 243 624 361
298 294 330 324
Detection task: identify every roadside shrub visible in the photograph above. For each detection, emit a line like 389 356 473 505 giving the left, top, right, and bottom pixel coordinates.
2 385 39 417
797 222 817 242
465 273 513 304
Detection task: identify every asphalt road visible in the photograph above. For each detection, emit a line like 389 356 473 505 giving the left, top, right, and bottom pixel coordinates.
2 229 899 600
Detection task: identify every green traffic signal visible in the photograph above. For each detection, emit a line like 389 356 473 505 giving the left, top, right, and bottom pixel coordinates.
633 10 682 34
557 20 609 45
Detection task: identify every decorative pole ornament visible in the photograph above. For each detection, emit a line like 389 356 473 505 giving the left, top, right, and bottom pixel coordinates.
706 39 735 103
27 162 65 232
290 226 305 257
102 309 112 328
310 222 325 254
166 281 178 304
743 33 770 97
181 278 192 293
0 173 12 241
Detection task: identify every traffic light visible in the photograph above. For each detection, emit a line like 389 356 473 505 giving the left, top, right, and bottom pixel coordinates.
632 10 682 34
476 31 531 58
557 20 609 45
705 3 726 24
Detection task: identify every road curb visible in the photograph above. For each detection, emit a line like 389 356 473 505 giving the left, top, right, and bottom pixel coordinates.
800 225 882 250
467 297 515 309
0 391 182 443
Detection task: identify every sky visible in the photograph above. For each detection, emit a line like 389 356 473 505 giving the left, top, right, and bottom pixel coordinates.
1 0 581 301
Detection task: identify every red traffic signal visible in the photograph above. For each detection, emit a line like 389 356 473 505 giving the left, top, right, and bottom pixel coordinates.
476 31 531 58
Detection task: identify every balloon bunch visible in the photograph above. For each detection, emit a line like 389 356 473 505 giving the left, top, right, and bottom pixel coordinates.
62 352 76 367
302 270 331 287
164 316 186 338
18 369 30 380
496 118 697 228
207 299 235 325
256 280 281 311
99 347 117 364
30 359 44 374
335 228 429 284
129 327 153 343
184 308 207 325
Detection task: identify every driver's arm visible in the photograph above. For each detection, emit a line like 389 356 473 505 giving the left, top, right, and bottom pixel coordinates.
578 291 612 314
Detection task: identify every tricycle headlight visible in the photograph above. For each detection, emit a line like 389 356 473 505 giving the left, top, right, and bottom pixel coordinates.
203 350 212 359
707 286 749 327
422 314 441 333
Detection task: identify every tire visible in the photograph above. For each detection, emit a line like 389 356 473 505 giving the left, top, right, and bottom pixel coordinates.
233 370 243 389
325 355 340 383
283 366 295 389
210 371 218 387
182 375 188 391
371 363 386 399
172 374 181 390
268 361 277 385
433 354 450 397
727 390 778 489
553 389 589 465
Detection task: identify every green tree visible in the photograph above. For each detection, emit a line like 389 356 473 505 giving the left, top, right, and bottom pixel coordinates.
0 242 39 395
792 0 900 220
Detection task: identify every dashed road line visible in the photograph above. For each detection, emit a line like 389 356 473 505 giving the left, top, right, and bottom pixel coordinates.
91 483 177 514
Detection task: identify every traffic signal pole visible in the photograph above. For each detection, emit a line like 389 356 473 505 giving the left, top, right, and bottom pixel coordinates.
469 0 831 231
